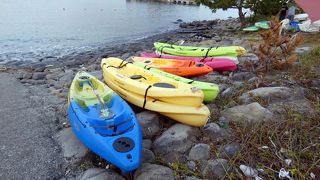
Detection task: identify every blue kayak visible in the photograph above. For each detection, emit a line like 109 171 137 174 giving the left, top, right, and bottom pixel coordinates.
68 71 142 172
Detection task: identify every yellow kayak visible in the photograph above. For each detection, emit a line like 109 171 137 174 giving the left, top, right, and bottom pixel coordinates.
101 57 204 107
104 71 210 127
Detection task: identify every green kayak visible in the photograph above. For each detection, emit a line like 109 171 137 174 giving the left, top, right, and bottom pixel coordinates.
255 21 270 29
243 25 259 32
154 42 246 57
134 62 220 103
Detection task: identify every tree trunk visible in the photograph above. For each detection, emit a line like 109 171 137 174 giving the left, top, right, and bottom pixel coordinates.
237 0 245 27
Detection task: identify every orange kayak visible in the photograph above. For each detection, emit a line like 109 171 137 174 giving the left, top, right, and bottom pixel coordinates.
132 57 213 77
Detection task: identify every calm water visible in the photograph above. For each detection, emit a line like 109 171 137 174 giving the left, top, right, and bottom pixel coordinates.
0 0 238 63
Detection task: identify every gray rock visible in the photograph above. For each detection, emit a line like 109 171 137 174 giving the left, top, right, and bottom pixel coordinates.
141 148 155 163
142 139 152 149
137 111 161 139
267 98 315 117
187 161 197 172
20 79 46 85
34 67 45 72
238 53 259 65
121 53 131 60
231 72 256 81
221 102 274 123
189 143 211 161
87 64 99 71
295 46 311 55
248 77 259 83
203 74 230 84
185 176 201 180
55 128 89 162
239 87 294 104
32 72 46 80
202 159 230 179
22 72 33 79
220 87 233 98
153 123 199 163
46 73 62 81
59 71 75 87
134 163 174 180
89 70 102 80
218 143 241 158
80 168 125 180
203 123 230 142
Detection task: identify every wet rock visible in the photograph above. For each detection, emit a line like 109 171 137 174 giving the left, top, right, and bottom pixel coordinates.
218 143 241 158
179 22 188 28
239 87 294 104
153 123 199 163
189 143 211 161
80 168 125 180
221 102 274 123
187 161 197 171
55 128 89 162
136 111 161 139
142 139 152 149
202 159 230 179
134 163 174 180
203 123 230 142
32 72 46 80
141 148 155 163
22 72 33 79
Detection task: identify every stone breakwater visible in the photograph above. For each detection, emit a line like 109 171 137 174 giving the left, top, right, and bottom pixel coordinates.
1 18 318 179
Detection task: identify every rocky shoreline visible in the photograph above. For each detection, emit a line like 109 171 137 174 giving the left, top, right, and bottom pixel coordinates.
1 18 319 179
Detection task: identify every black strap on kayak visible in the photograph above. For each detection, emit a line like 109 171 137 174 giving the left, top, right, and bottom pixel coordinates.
143 85 152 109
187 80 194 84
106 61 132 69
203 47 213 59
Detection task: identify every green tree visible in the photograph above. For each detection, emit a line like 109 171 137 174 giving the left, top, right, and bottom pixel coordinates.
197 0 289 26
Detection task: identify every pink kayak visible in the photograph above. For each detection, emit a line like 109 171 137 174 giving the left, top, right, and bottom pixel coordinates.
140 52 238 71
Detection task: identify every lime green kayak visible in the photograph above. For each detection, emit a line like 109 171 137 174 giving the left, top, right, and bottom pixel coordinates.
154 42 246 57
255 21 270 29
243 25 259 32
134 62 219 103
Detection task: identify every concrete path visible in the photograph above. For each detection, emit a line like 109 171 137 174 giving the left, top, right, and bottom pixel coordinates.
0 73 63 179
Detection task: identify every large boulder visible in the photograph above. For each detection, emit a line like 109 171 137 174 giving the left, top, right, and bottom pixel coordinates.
136 111 161 139
134 163 174 180
239 87 315 116
221 102 274 123
153 123 199 163
239 87 295 104
55 128 89 162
